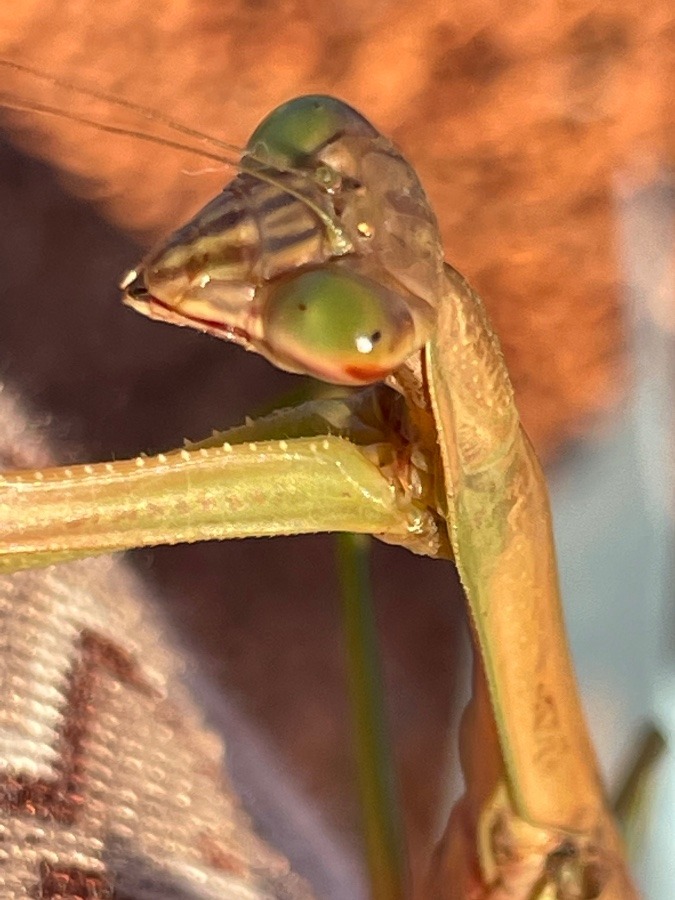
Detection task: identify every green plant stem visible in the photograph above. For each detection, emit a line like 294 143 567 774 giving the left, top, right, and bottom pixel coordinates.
613 723 667 856
335 533 409 900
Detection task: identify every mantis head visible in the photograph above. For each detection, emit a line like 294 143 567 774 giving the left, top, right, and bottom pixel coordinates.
122 95 444 385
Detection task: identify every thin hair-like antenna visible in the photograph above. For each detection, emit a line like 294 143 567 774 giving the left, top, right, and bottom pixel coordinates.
0 57 245 157
0 92 350 253
0 93 242 169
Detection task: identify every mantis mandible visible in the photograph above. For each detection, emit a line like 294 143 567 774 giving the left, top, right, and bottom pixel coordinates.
0 81 638 897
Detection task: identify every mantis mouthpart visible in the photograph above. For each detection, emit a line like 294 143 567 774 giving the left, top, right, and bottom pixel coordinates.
0 91 639 898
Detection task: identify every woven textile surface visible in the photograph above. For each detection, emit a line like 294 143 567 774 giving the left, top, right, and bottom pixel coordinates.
0 386 314 899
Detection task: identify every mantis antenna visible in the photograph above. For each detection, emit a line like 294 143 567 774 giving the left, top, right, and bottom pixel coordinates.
0 57 246 156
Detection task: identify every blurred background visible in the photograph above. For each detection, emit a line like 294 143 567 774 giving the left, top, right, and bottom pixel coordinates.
0 1 671 896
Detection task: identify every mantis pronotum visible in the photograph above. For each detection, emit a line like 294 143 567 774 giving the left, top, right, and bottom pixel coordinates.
0 68 639 897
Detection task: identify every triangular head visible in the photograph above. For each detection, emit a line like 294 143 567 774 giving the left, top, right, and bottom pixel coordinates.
122 95 444 385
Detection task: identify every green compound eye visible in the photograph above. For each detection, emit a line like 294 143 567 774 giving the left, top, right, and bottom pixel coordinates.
246 95 377 167
263 267 417 385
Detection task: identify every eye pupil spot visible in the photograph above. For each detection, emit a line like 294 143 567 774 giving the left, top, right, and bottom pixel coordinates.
298 303 307 311
371 331 382 344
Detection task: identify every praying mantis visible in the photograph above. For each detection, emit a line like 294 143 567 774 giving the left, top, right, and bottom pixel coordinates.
0 72 640 898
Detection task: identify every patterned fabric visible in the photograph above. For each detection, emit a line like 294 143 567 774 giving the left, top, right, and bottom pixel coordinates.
0 386 315 899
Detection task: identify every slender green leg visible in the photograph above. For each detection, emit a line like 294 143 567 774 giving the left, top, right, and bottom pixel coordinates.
0 393 442 574
336 533 409 900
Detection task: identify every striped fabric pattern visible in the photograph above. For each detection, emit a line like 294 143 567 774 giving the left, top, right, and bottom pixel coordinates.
0 386 314 900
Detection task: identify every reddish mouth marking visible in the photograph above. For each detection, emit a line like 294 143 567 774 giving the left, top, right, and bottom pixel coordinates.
149 295 251 343
343 363 390 383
